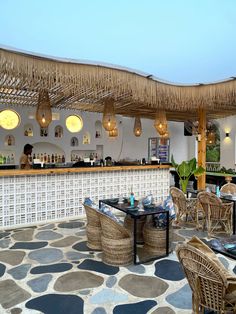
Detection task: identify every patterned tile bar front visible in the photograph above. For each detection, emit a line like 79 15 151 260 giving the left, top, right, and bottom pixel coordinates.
0 167 170 229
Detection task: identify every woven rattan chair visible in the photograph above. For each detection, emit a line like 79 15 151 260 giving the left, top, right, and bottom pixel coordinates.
170 187 199 226
197 191 233 236
176 237 236 313
98 211 133 266
83 204 102 250
220 183 236 195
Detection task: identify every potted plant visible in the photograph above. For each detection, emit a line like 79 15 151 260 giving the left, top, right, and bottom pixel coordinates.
171 155 205 193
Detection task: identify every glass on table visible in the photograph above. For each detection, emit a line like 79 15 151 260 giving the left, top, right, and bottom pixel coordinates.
118 194 123 204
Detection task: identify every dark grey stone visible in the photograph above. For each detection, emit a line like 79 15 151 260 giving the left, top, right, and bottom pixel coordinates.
72 241 93 252
66 251 94 260
38 223 55 230
31 263 73 274
91 307 107 314
8 264 31 280
10 308 22 314
58 221 84 229
27 274 52 292
106 275 117 288
126 264 146 274
113 300 157 314
0 232 10 239
0 238 11 248
28 248 63 264
0 263 6 278
26 294 84 314
154 259 185 281
35 230 63 240
78 259 119 275
10 241 48 250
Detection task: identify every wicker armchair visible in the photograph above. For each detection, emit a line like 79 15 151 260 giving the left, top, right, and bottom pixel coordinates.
197 191 233 236
170 187 199 226
83 204 102 250
220 183 236 195
98 211 133 266
176 237 236 313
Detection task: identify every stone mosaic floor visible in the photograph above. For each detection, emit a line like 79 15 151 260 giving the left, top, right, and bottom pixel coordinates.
0 219 235 314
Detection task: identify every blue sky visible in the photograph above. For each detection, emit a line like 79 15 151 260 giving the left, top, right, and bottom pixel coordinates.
0 0 236 83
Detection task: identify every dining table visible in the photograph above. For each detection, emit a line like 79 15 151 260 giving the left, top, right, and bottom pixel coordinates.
99 197 170 264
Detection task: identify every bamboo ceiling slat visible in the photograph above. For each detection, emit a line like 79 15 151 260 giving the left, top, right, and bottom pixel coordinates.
0 47 236 121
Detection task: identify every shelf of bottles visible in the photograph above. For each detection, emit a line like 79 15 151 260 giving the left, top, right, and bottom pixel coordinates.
0 152 15 165
33 153 65 164
148 137 170 163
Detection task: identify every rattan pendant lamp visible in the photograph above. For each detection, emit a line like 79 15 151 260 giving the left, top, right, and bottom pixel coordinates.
154 110 168 136
36 89 52 128
133 117 142 137
102 98 116 131
109 127 118 137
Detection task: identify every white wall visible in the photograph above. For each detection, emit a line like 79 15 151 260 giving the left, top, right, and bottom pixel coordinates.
0 104 189 165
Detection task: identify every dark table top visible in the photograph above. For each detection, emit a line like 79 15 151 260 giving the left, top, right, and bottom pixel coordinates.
99 198 168 218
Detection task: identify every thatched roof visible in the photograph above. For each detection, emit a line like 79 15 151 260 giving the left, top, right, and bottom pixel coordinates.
1 46 236 121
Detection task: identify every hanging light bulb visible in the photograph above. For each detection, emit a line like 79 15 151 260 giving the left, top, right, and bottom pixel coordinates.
102 98 116 131
36 90 52 128
109 127 118 137
154 110 168 136
206 129 216 145
133 117 142 137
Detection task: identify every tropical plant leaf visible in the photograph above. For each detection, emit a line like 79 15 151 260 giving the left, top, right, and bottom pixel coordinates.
178 161 191 177
188 158 196 171
193 166 205 176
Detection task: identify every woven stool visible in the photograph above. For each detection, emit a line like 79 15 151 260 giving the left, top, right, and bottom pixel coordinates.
83 204 102 250
143 222 173 255
101 235 133 266
124 214 146 242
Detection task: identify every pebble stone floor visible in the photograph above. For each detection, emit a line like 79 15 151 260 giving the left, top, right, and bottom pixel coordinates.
0 218 235 314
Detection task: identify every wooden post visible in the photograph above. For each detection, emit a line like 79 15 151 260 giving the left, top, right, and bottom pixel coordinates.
197 108 206 190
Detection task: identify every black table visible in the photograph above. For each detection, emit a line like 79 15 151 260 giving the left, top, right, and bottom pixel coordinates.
203 236 236 260
99 198 169 264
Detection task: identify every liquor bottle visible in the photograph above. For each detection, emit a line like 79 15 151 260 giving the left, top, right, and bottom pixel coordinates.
51 153 55 163
62 155 65 163
44 153 47 163
40 153 44 162
0 154 3 164
6 155 10 164
55 153 58 163
3 155 6 164
7 136 12 146
10 154 15 164
37 153 40 160
47 155 51 163
33 153 36 160
130 192 135 207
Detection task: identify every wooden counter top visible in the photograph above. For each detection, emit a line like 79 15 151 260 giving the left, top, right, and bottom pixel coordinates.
0 164 171 177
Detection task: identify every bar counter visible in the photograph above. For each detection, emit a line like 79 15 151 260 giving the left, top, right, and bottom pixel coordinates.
0 164 170 230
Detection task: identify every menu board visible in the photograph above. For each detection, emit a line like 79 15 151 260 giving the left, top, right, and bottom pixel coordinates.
148 137 170 162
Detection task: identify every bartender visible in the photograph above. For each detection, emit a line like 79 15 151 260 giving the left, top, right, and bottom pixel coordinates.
19 144 33 169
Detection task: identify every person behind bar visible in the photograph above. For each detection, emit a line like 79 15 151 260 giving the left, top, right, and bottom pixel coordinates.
20 144 33 169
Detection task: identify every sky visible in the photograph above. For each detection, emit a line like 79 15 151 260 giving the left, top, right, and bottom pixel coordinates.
0 0 236 84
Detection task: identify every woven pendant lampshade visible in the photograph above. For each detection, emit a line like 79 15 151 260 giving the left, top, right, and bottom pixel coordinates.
109 127 118 137
154 110 168 136
133 117 142 137
36 90 52 128
102 98 116 131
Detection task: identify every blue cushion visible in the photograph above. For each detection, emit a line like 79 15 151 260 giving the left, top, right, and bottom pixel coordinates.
84 197 99 210
99 204 122 224
153 195 176 228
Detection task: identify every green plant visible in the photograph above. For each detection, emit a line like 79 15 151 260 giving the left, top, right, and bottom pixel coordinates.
171 155 205 193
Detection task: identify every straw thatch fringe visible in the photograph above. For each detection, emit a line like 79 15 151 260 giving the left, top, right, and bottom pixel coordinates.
1 48 236 121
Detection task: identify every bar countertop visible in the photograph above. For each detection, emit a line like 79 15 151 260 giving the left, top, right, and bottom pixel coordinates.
0 164 171 177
